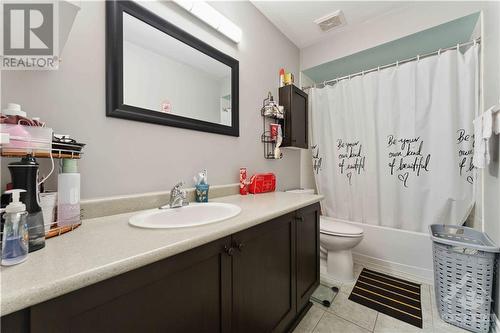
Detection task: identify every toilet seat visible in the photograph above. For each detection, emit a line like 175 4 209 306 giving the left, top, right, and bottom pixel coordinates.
320 218 363 237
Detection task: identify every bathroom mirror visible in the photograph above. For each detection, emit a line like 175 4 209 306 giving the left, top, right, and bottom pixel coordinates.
106 1 239 136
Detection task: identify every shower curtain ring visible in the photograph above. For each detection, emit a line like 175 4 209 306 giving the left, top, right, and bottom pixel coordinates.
474 39 477 46
456 43 460 51
362 70 365 76
417 54 420 61
438 48 441 55
377 66 380 72
396 61 399 68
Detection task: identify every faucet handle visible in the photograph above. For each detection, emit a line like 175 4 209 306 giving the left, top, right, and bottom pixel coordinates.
164 181 189 209
181 190 189 206
171 182 184 194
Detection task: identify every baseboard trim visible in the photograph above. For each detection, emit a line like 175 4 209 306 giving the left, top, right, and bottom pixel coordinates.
352 252 434 285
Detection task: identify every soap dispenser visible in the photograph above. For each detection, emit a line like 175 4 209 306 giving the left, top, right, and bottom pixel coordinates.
8 155 45 252
1 189 29 266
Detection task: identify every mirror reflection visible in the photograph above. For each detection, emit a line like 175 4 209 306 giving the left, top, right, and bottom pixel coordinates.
122 12 233 126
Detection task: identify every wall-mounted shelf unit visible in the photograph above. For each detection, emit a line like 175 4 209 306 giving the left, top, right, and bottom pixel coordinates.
260 92 284 159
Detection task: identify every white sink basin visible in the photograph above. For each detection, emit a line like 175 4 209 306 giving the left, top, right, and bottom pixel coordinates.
129 202 241 229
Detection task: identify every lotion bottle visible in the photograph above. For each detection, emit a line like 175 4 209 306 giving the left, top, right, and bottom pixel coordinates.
57 159 80 226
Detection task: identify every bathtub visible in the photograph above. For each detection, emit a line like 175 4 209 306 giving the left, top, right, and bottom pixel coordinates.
320 217 434 285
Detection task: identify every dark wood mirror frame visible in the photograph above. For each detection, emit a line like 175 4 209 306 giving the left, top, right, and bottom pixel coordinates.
106 0 239 136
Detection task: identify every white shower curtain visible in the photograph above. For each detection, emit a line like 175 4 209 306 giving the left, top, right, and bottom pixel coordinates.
310 45 479 232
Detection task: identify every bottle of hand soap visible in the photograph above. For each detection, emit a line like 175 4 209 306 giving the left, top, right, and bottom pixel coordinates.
2 189 29 266
8 155 45 252
57 159 80 226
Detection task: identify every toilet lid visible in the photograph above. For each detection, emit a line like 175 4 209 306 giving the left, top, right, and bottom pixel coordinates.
320 218 364 237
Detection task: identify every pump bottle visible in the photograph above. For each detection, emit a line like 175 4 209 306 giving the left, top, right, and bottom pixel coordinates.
2 189 29 266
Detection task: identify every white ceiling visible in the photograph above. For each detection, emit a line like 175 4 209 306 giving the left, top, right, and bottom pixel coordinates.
251 1 412 48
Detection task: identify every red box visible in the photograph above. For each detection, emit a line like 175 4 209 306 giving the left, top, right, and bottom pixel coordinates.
248 173 276 194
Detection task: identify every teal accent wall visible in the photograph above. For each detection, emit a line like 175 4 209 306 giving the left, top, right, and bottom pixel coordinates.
303 12 480 84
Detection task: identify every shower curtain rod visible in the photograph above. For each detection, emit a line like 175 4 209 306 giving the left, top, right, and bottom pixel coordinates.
302 37 481 90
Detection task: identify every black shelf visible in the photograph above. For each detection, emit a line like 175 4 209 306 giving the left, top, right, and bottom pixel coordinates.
261 132 283 159
260 92 285 160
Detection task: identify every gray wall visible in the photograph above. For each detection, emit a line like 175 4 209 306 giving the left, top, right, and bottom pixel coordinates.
1 1 301 199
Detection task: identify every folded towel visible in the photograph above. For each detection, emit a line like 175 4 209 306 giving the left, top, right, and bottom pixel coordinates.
473 116 487 168
473 106 500 168
494 108 500 135
483 108 493 138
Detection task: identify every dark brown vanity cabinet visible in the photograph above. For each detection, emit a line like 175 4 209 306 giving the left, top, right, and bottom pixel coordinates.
28 237 233 333
2 203 320 333
279 85 308 149
296 204 321 311
232 213 296 333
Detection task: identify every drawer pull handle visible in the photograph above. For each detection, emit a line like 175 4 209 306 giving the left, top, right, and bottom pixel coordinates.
224 245 234 256
235 242 244 251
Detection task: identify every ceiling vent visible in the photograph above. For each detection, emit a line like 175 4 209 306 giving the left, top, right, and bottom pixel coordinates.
314 10 346 32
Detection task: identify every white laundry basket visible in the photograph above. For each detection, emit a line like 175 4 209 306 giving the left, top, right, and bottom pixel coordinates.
430 224 499 333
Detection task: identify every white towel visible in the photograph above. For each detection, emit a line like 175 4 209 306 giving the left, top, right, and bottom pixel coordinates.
473 107 499 168
494 108 500 135
483 108 493 139
473 116 486 168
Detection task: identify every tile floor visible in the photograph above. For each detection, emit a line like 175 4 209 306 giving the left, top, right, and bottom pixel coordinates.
293 264 469 333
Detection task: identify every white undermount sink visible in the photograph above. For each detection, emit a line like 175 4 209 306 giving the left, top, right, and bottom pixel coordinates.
129 202 241 229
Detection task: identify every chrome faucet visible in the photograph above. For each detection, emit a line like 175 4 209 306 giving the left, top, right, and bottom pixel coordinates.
167 181 189 208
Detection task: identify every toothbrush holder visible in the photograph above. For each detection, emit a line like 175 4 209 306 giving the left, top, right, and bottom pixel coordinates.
195 184 210 203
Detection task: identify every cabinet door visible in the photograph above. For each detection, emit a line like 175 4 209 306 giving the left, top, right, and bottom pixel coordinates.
232 214 296 333
279 85 308 149
30 237 232 333
296 203 320 311
290 86 308 149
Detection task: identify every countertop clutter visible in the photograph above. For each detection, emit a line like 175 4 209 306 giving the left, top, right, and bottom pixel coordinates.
0 191 323 316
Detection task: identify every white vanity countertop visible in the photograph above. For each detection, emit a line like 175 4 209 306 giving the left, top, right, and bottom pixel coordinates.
0 192 323 316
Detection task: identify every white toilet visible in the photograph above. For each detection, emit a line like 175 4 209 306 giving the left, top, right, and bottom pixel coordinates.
320 216 364 282
285 189 364 282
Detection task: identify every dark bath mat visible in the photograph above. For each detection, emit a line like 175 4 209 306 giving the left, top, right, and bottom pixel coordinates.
348 268 422 328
